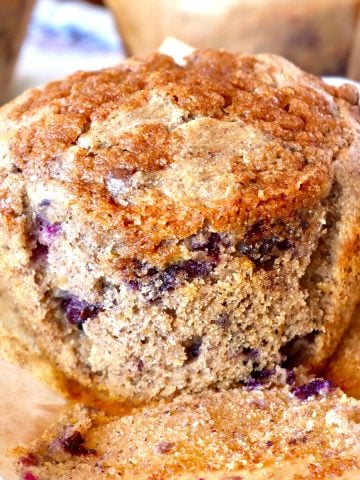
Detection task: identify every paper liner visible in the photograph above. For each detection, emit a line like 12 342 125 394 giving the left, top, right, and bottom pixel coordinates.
0 359 67 480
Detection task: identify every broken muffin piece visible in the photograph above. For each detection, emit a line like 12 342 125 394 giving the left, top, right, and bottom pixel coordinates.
14 373 360 480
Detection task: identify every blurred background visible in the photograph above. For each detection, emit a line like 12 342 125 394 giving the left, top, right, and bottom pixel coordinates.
1 0 360 105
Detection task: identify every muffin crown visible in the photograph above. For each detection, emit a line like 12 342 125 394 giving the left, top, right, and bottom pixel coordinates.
0 49 353 265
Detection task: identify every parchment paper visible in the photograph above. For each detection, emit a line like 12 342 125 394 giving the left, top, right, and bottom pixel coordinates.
0 360 67 480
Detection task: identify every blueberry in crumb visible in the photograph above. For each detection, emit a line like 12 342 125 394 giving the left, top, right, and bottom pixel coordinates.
61 295 102 327
292 379 334 400
35 215 61 246
286 369 296 386
19 454 38 467
61 430 96 455
30 243 49 261
244 368 274 390
22 473 39 480
155 441 174 454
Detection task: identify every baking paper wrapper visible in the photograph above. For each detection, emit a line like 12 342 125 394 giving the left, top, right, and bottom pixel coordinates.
0 360 67 480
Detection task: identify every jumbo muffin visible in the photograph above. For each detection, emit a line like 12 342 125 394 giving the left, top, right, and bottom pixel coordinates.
0 50 360 403
14 372 360 480
106 0 358 76
326 306 360 398
0 0 35 103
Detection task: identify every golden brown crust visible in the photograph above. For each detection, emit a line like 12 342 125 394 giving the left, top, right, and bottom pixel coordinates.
1 50 351 265
325 306 360 398
14 380 360 480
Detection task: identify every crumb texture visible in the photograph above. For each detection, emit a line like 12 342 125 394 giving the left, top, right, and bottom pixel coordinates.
15 380 360 480
0 49 359 403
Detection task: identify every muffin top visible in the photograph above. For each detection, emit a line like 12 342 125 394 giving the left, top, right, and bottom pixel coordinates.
0 50 356 266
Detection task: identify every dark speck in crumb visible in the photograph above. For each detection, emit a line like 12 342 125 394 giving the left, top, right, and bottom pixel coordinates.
289 435 307 445
31 243 49 261
184 336 203 362
155 441 174 454
214 313 230 329
243 347 258 358
137 359 144 372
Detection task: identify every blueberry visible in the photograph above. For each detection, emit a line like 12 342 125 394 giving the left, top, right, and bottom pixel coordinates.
286 369 296 386
30 243 49 261
237 236 292 270
19 455 38 467
61 430 96 456
61 295 102 327
155 441 174 454
244 368 274 390
35 215 61 246
22 473 39 480
180 259 213 280
159 260 213 293
189 232 222 255
292 379 334 400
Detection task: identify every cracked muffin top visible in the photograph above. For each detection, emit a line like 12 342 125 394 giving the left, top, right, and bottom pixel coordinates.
0 49 356 267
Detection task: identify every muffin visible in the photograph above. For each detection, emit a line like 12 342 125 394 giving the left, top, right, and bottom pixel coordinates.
105 0 358 75
0 50 360 404
326 306 360 398
348 14 360 81
14 372 360 480
0 0 35 104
